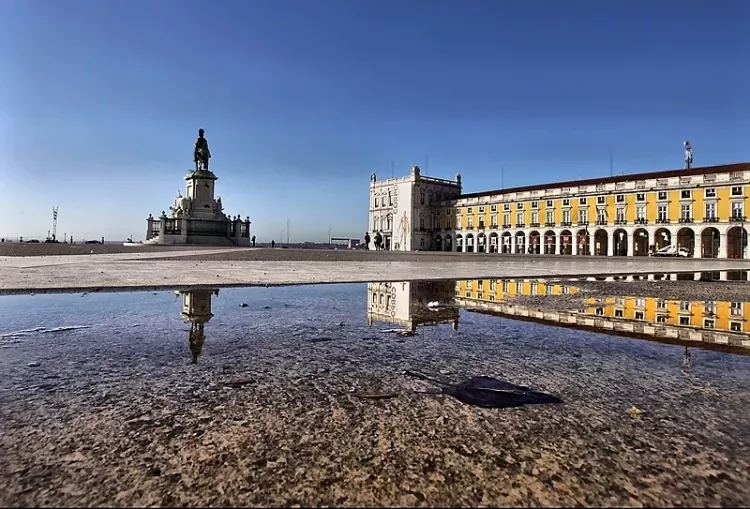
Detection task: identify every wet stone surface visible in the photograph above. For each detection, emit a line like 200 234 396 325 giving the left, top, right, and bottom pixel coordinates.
1 284 750 507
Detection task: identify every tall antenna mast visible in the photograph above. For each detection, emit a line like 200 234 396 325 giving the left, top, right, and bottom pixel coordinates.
52 206 58 241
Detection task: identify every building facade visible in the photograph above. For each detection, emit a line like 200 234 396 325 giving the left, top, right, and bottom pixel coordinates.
366 277 750 352
370 162 750 258
368 165 462 251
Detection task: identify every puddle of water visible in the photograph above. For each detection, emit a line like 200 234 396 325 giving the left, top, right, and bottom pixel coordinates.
1 278 750 506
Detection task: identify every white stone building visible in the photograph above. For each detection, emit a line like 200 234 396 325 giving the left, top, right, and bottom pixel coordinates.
368 165 462 251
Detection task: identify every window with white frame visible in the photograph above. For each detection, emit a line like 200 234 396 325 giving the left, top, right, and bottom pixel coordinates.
636 206 646 220
636 193 645 202
731 186 743 196
546 210 554 224
546 200 553 207
616 194 625 203
681 190 691 199
490 214 498 226
491 205 497 212
597 208 607 223
679 316 690 325
658 191 668 200
467 215 474 228
531 211 539 224
680 301 691 313
681 204 691 219
705 188 716 198
657 205 668 222
704 318 715 329
531 201 538 209
579 197 588 205
516 212 524 225
597 196 605 204
562 210 571 223
731 302 743 316
503 213 511 226
705 202 716 219
578 208 588 223
616 208 625 222
562 198 570 206
502 280 510 293
704 301 716 315
732 201 744 219
517 202 524 210
478 206 485 213
503 203 510 211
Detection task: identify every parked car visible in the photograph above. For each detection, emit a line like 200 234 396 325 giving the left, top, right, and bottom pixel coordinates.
651 245 690 257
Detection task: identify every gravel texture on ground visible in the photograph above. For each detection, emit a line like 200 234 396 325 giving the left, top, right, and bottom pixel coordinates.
0 243 220 257
1 284 749 507
509 280 750 312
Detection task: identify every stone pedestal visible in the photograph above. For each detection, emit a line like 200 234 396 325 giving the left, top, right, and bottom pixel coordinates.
185 169 219 220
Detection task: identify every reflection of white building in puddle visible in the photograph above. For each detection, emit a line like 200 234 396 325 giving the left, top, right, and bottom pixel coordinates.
175 288 219 363
367 281 459 332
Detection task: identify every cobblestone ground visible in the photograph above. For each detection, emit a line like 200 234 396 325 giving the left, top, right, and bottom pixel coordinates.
1 284 749 507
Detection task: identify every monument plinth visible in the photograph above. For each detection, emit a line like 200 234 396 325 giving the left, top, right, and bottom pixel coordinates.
143 129 252 246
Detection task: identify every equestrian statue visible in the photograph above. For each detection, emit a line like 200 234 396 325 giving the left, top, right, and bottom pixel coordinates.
194 128 211 171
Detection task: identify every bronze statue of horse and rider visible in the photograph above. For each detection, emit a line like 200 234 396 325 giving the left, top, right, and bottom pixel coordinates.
194 128 211 171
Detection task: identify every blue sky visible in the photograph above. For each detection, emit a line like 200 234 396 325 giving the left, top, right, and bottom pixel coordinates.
1 0 748 242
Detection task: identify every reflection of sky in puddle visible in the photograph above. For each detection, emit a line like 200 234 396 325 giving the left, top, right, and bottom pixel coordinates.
0 272 748 366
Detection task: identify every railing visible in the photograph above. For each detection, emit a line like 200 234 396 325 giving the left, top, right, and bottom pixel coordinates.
150 221 161 238
545 222 556 228
730 215 747 222
679 217 694 224
614 219 627 225
730 172 744 180
635 218 648 225
187 218 231 236
703 217 719 223
490 224 498 229
595 220 607 226
560 221 572 227
502 224 511 229
530 222 540 228
164 218 181 235
656 218 670 224
577 221 589 226
515 223 526 228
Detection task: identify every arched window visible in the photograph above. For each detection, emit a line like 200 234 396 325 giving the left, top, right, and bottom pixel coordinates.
374 217 379 231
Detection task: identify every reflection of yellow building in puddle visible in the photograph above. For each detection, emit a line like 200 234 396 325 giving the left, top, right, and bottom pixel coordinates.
367 281 459 332
454 278 750 353
175 289 219 363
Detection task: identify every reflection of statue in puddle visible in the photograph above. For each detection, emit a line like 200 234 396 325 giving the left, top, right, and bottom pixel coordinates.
176 289 219 363
367 280 459 333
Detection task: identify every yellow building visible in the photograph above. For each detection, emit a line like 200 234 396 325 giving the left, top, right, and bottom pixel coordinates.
375 162 749 258
453 277 750 351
